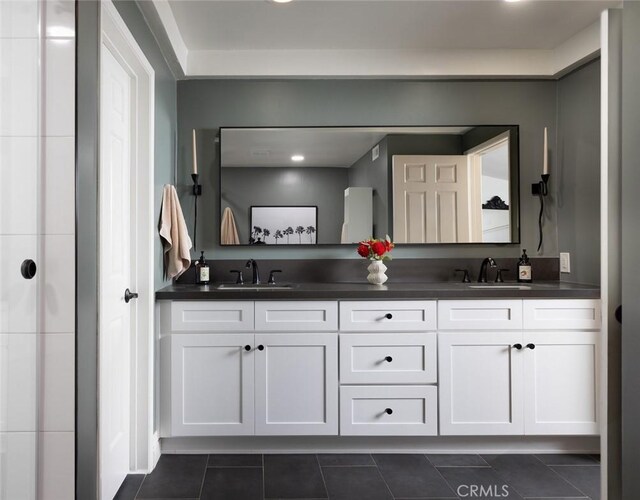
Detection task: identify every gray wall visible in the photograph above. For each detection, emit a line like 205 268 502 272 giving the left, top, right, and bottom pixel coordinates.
556 59 601 285
113 0 177 290
348 136 390 237
177 79 559 262
221 166 347 244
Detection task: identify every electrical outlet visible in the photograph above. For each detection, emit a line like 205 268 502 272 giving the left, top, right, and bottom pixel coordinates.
560 252 571 273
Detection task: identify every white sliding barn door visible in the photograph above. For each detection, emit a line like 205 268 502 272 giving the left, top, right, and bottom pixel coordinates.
392 155 473 243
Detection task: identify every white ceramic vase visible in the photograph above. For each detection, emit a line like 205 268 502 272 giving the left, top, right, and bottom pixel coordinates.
367 260 388 285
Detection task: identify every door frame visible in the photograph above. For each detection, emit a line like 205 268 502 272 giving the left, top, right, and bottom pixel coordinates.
100 0 156 479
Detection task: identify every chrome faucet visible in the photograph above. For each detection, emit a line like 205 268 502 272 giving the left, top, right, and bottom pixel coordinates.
478 257 497 283
245 259 261 284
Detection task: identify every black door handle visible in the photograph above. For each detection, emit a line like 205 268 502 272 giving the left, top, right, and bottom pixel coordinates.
512 343 523 350
244 345 252 351
615 305 622 324
257 345 265 351
21 259 37 279
526 343 536 350
124 288 139 303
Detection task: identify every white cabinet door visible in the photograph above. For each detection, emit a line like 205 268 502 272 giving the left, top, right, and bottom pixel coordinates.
523 331 599 435
171 334 255 436
439 332 524 435
255 333 338 435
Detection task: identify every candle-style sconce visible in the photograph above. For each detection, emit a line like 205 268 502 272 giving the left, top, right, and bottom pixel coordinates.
191 173 201 249
532 127 550 252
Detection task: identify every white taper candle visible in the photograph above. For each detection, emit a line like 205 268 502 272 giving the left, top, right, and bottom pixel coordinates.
192 129 198 175
543 127 548 175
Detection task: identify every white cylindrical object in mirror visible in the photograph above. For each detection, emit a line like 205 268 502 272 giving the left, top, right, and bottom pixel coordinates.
543 127 548 175
192 129 198 174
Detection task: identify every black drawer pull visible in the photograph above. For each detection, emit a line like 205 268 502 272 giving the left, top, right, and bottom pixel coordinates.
526 343 536 350
385 313 393 320
21 259 37 279
512 344 523 350
385 356 393 362
384 408 393 415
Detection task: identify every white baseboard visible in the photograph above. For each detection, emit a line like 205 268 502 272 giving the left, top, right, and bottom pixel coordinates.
160 435 600 455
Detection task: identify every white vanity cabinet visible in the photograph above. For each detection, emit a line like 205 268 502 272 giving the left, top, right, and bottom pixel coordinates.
161 301 339 437
438 299 600 436
161 297 600 440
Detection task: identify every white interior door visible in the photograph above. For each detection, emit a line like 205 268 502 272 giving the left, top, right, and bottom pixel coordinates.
99 43 133 500
392 155 472 243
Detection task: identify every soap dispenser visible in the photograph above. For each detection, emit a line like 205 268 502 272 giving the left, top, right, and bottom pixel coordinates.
517 249 532 283
195 251 210 285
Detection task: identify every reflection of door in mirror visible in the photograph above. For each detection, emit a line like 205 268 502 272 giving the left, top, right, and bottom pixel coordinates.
392 132 511 244
467 132 511 243
392 155 473 243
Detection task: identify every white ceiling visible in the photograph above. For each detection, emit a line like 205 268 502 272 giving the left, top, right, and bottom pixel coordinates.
169 0 613 51
144 0 619 78
221 127 471 168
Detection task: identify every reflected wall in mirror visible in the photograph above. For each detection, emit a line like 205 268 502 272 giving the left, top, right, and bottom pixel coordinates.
220 126 519 246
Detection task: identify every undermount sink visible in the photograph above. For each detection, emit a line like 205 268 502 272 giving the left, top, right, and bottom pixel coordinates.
468 284 532 290
216 283 295 290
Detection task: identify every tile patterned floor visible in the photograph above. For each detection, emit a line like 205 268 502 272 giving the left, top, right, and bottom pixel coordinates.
114 453 600 500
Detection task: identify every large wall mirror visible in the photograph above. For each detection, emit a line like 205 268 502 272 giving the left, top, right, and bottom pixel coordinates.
219 126 519 246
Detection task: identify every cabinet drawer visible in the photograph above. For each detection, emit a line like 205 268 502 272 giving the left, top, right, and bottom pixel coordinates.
171 301 254 332
340 301 437 332
340 385 438 436
438 300 523 330
255 301 338 331
523 300 601 330
340 333 437 384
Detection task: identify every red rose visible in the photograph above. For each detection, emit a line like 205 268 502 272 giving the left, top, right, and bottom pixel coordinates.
384 240 392 251
371 241 386 256
357 243 370 258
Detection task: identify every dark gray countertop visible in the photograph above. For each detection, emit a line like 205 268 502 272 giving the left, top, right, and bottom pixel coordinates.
155 281 599 300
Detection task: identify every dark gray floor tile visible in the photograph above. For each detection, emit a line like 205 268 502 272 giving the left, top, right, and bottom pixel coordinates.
264 454 327 499
438 467 524 499
481 454 583 498
207 454 262 467
550 465 601 500
427 454 489 467
535 454 600 466
322 466 392 500
372 454 457 499
136 454 208 499
317 454 374 466
200 467 263 500
114 474 145 500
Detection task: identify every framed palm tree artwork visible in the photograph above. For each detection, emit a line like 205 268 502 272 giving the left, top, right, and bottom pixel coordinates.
249 206 318 245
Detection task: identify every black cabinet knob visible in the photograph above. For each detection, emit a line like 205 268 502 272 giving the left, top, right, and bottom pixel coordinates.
244 345 251 351
512 343 523 350
384 408 393 415
385 313 393 320
257 345 265 351
385 356 393 362
526 343 536 350
21 259 36 280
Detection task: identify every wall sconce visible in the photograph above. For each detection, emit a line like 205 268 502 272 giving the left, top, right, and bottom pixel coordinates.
191 173 201 248
531 172 550 252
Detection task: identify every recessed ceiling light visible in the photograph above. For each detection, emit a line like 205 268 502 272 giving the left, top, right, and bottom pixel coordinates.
291 155 305 162
271 0 293 3
504 0 522 3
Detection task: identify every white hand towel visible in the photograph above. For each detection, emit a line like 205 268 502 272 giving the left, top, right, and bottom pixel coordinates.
159 184 192 279
221 207 240 245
